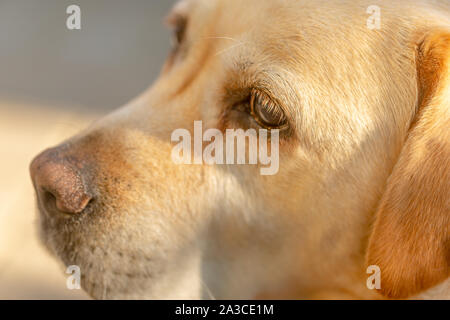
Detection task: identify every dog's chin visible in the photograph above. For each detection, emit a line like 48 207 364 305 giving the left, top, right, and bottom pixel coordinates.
36 205 205 300
36 207 155 299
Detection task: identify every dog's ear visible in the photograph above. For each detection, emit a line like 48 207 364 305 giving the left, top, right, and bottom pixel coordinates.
366 29 450 299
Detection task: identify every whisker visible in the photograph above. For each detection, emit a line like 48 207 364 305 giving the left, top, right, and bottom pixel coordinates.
203 36 239 42
214 41 246 57
201 279 216 300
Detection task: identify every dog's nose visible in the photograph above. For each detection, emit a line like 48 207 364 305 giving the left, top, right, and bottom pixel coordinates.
30 148 93 215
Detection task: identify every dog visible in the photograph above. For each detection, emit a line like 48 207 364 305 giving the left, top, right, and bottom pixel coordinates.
30 0 449 299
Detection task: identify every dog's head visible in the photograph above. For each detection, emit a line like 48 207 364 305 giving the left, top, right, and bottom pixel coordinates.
30 0 449 299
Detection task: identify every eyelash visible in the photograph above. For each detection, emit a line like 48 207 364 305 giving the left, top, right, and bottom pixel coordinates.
249 89 289 130
252 91 283 118
228 89 289 131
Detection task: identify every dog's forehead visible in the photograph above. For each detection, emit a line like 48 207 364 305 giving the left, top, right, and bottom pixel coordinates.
182 0 373 62
184 0 358 28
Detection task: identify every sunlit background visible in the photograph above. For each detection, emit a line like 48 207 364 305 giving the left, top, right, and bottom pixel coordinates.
0 0 175 299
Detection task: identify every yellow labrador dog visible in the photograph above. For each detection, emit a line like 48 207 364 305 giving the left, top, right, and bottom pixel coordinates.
30 0 449 299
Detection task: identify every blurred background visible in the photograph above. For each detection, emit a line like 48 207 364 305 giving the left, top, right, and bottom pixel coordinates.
0 0 175 299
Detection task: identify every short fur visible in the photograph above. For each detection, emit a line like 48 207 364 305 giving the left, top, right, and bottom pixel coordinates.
32 0 449 299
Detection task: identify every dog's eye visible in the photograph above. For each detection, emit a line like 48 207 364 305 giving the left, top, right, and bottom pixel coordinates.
171 16 187 49
250 90 288 130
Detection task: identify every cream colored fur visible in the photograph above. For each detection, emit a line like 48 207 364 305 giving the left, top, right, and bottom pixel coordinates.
35 0 449 299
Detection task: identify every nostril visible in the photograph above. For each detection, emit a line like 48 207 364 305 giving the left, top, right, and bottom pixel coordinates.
42 190 58 214
40 182 93 215
41 188 93 216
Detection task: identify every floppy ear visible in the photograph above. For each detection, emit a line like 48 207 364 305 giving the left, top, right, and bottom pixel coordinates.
366 29 450 299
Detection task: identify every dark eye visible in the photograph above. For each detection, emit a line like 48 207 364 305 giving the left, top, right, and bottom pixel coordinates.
171 16 187 48
250 89 288 130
